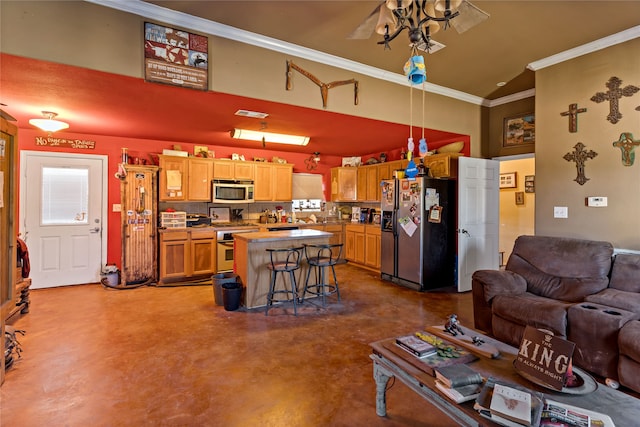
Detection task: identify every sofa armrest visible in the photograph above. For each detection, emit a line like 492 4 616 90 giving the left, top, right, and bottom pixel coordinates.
472 270 527 335
472 270 528 302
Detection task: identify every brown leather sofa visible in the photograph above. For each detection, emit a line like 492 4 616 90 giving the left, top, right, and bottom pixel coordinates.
472 235 640 392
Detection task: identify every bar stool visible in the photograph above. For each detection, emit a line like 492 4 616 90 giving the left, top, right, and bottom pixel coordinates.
265 246 304 316
302 243 345 307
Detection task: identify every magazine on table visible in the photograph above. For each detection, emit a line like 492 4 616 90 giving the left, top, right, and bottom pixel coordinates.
541 399 615 427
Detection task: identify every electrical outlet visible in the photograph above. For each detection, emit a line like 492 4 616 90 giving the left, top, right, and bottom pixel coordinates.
554 206 568 218
113 204 121 212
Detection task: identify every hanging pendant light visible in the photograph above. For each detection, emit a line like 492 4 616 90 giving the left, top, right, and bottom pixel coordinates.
29 111 69 133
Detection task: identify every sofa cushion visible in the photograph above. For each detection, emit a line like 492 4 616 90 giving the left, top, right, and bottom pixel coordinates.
609 253 640 292
506 235 613 302
585 289 640 313
619 320 640 363
491 292 573 337
471 270 527 303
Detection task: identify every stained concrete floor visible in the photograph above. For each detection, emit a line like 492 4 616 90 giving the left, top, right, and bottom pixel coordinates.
2 264 475 426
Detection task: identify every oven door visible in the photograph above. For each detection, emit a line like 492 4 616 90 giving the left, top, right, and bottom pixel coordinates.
216 240 235 272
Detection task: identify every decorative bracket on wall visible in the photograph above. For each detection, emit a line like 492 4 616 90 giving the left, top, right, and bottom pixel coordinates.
286 60 359 109
563 142 598 185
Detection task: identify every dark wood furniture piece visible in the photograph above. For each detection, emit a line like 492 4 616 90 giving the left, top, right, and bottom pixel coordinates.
369 330 640 426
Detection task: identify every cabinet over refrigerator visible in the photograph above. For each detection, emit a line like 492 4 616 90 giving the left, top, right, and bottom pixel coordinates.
380 177 456 291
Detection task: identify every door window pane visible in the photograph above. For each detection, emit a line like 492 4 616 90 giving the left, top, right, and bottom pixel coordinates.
42 167 89 224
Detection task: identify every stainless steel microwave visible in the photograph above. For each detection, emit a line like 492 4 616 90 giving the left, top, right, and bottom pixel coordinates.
212 179 254 203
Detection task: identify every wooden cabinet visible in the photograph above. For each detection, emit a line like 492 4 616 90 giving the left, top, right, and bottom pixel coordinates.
255 163 293 201
307 224 344 247
423 153 462 178
376 162 392 200
213 160 255 180
188 158 214 200
330 167 357 201
357 168 367 202
159 155 213 201
364 225 381 269
159 229 216 284
345 224 365 264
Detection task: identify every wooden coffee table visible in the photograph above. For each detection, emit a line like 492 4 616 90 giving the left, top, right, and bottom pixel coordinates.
370 330 640 426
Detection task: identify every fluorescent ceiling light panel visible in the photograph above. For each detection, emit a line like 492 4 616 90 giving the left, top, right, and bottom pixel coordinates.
235 109 269 119
231 128 310 146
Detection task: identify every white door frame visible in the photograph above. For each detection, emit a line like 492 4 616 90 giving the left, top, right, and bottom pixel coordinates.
19 150 109 286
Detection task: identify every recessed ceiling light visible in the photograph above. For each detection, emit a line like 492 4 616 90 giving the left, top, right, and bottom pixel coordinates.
235 109 269 119
496 82 506 87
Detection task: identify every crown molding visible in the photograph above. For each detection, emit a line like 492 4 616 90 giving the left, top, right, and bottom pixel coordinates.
527 25 640 71
85 0 485 106
485 89 536 108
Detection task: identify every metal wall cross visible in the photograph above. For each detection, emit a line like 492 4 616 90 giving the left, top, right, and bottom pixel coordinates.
590 76 639 124
560 103 587 133
613 132 640 166
563 142 598 185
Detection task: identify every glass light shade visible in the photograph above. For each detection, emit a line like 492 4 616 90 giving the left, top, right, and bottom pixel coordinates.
434 0 463 13
385 0 412 10
29 118 70 133
375 5 399 35
231 128 310 146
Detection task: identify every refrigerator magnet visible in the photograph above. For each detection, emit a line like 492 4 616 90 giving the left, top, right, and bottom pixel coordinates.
428 206 443 223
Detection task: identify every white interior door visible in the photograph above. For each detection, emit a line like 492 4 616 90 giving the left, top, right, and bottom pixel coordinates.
457 157 500 292
20 151 107 288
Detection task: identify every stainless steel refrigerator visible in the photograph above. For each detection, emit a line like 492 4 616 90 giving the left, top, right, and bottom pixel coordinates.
380 177 456 291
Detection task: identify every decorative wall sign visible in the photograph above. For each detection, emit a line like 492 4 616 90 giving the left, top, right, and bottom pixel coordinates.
590 76 639 124
563 142 598 185
144 22 208 90
286 60 359 109
499 172 517 189
35 136 95 149
613 132 640 166
560 103 587 133
515 192 524 205
503 113 535 147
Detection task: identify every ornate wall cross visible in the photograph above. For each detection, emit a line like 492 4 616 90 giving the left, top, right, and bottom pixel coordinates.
560 103 587 133
590 76 639 124
286 60 359 109
563 142 598 185
613 132 640 166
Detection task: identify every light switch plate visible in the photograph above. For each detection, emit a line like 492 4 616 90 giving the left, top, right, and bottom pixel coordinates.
113 203 121 212
554 206 568 218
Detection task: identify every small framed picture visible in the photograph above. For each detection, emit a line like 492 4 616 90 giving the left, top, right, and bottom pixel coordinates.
515 192 525 205
524 175 535 193
428 206 442 223
500 172 517 189
503 113 535 147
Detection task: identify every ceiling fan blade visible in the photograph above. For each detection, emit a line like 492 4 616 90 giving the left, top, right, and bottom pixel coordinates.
451 0 490 34
346 3 383 39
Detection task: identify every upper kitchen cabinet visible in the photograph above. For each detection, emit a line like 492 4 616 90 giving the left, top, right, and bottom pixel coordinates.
330 167 357 202
254 163 293 201
422 153 462 178
159 155 213 201
213 160 255 180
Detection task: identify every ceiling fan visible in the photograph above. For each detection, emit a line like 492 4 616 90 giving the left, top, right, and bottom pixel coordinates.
348 0 489 50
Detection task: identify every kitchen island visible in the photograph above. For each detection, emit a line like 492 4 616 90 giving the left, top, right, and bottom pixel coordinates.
234 229 332 309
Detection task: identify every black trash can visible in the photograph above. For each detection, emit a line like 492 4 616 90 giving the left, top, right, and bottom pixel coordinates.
222 283 243 311
212 273 238 306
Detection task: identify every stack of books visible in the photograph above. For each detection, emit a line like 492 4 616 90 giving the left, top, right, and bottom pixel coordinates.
434 364 483 404
395 334 438 358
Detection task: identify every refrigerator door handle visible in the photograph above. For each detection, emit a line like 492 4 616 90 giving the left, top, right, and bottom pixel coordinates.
392 210 397 235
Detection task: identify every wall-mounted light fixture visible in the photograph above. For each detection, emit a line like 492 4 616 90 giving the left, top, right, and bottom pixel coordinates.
305 152 321 170
29 111 69 133
230 128 310 146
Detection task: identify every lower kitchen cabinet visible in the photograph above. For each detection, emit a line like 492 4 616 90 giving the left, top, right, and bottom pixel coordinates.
307 224 344 247
159 229 216 284
346 223 381 269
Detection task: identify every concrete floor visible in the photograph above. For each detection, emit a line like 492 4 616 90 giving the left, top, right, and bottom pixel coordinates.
2 264 475 426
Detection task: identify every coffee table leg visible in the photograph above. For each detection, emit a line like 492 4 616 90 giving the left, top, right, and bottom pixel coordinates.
373 362 392 416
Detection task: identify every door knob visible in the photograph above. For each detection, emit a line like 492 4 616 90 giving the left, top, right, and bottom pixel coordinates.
90 227 101 233
458 228 470 236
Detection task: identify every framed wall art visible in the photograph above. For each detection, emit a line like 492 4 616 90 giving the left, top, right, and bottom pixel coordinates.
515 192 525 205
524 175 535 193
503 113 535 147
500 172 517 189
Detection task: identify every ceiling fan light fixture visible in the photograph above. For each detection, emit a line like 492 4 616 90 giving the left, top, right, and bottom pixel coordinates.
375 5 398 35
230 128 310 146
29 111 69 133
385 0 412 10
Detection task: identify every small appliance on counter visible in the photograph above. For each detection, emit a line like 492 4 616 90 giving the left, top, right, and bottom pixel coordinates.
351 206 361 223
186 213 212 227
360 208 370 223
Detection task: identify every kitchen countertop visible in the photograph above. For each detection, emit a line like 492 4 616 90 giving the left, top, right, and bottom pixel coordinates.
158 220 353 232
233 229 331 243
